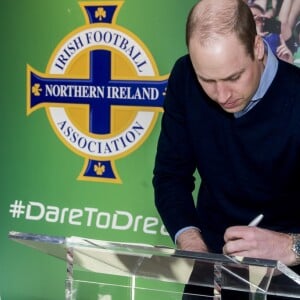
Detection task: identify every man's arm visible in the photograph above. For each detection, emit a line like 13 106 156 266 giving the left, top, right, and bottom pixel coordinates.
153 56 201 242
176 227 209 252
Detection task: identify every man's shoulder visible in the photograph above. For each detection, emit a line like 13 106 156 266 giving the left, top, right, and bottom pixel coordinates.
278 60 300 77
275 60 300 91
169 54 195 82
173 54 193 70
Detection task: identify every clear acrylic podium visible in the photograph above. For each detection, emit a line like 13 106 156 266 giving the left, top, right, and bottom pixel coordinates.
9 231 300 299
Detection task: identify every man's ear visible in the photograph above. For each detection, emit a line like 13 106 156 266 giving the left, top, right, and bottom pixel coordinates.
254 35 265 60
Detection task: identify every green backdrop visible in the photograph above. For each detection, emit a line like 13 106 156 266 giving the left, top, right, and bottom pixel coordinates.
0 0 198 299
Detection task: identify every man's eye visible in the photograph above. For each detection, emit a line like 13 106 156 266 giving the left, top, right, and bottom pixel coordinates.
229 75 240 82
199 78 214 84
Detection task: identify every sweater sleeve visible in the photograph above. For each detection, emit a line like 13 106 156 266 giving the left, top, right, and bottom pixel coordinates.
152 56 201 241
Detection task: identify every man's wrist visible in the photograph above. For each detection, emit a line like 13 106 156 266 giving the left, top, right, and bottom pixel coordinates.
176 227 206 251
289 233 300 266
175 226 201 244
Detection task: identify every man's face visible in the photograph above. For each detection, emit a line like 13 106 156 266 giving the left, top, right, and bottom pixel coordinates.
189 33 264 113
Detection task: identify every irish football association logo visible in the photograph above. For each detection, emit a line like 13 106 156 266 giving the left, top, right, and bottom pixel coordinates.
27 1 168 183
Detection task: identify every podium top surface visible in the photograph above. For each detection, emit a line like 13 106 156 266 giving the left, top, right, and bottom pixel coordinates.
9 231 300 298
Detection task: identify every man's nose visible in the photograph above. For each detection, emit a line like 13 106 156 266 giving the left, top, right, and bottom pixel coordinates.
216 82 231 104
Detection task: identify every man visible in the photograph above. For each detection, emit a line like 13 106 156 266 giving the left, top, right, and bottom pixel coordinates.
152 0 300 298
248 2 294 63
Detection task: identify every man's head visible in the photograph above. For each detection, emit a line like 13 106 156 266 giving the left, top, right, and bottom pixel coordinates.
248 3 266 36
186 0 257 58
186 0 266 113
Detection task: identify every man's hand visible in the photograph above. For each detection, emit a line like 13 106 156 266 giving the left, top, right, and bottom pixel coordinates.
176 228 209 252
223 226 296 266
277 34 294 63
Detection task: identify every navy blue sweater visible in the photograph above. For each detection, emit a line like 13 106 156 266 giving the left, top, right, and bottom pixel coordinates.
153 54 300 254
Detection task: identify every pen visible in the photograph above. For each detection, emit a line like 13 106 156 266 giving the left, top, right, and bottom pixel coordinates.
248 214 264 226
